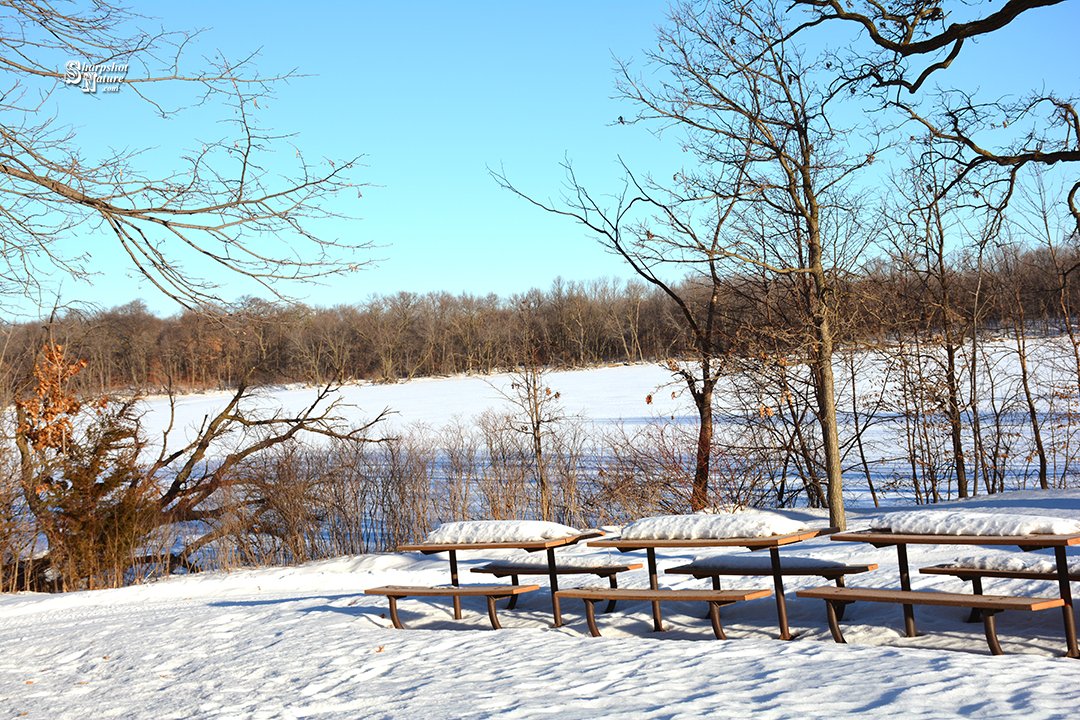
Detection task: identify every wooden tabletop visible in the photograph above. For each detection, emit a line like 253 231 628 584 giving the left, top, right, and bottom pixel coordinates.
830 529 1080 548
397 531 603 553
587 527 836 551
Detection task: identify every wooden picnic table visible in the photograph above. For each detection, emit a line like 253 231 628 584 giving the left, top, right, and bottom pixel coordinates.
397 531 603 626
588 527 836 640
828 529 1080 657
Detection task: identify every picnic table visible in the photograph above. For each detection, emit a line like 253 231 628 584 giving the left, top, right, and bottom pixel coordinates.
811 528 1080 656
395 531 607 626
588 527 836 640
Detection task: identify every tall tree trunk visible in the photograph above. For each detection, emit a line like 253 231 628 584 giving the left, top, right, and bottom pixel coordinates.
690 380 715 512
813 325 846 528
848 349 879 508
968 268 989 497
1013 305 1049 490
944 343 969 497
810 270 846 528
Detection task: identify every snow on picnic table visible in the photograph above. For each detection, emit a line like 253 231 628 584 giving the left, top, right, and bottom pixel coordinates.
422 520 583 544
880 510 1080 537
619 509 810 540
6 491 1080 718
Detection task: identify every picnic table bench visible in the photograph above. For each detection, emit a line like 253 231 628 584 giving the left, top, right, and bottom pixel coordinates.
820 528 1080 656
554 586 773 639
365 584 540 630
665 557 877 620
796 585 1065 655
920 562 1080 622
471 560 644 612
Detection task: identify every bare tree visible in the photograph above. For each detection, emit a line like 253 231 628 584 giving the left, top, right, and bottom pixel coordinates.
11 340 386 589
496 158 737 512
789 0 1067 93
491 297 570 521
499 0 883 527
0 1 369 308
885 157 975 496
791 0 1079 233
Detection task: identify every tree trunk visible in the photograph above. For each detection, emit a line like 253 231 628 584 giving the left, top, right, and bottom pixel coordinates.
690 382 714 512
944 343 969 497
812 319 846 529
1013 320 1049 490
808 215 846 530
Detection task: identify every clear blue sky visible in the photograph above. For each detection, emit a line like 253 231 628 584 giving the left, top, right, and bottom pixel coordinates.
19 0 1080 317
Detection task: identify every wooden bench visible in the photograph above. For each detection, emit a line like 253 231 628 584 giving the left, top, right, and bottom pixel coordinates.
471 560 644 612
796 585 1065 655
554 587 772 639
920 563 1080 622
365 584 540 630
666 558 877 620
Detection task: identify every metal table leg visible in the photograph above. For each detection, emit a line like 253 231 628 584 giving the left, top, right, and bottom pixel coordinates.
449 549 462 620
546 547 562 627
769 546 792 640
1054 546 1079 658
897 543 917 637
647 548 663 632
966 577 983 623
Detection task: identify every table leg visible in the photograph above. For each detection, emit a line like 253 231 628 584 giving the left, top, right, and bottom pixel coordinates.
1054 546 1079 658
507 575 520 610
769 547 792 640
449 549 462 620
605 574 619 614
982 610 1004 656
708 601 727 640
825 600 846 644
546 547 562 627
584 599 602 637
388 596 406 629
647 548 663 632
897 543 917 637
833 575 846 621
486 596 503 629
702 576 722 620
966 577 983 623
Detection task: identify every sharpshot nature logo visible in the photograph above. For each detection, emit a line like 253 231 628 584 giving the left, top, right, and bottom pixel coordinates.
63 60 128 94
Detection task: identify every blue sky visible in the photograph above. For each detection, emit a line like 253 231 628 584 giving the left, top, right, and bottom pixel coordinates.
18 1 1080 316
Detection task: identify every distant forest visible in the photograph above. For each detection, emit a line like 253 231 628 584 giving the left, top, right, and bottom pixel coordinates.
3 243 1079 394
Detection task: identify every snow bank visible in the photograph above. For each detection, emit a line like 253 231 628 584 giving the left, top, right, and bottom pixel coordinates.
882 510 1080 536
621 510 809 540
423 520 581 544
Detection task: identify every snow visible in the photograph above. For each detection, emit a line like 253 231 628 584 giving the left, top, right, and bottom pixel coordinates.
423 520 582 544
881 510 1080 536
9 359 1080 717
935 554 1067 574
620 510 810 540
7 490 1080 718
134 364 694 448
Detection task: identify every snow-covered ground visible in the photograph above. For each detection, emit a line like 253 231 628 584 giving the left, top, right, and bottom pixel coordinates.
5 489 1080 718
8 352 1080 718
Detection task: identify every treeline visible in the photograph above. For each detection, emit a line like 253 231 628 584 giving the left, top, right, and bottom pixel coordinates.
0 279 679 393
2 243 1079 395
